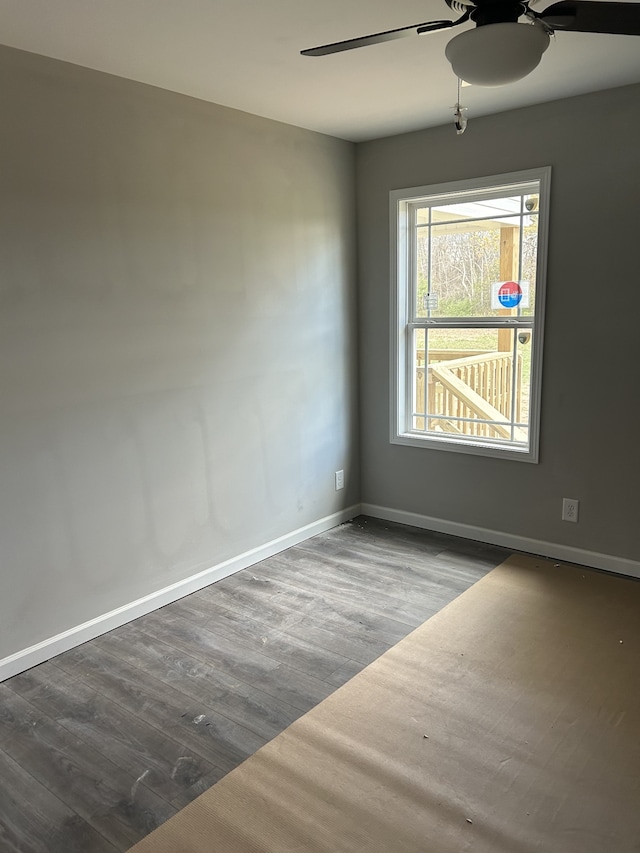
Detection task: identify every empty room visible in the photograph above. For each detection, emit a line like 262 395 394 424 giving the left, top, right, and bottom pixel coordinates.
0 1 639 850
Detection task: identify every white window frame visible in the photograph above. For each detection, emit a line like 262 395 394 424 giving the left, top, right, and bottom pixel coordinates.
390 167 551 463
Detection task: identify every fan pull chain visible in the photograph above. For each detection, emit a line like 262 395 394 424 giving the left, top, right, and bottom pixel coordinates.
453 76 468 134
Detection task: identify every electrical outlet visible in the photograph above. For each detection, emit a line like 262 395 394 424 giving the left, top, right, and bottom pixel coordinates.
562 498 579 523
335 469 344 491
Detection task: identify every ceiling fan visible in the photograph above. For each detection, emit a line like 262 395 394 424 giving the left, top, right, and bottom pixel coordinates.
301 0 640 86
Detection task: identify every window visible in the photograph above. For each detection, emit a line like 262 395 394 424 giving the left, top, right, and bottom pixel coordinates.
391 168 550 462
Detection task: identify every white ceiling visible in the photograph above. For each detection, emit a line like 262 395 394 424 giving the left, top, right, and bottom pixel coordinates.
1 0 639 141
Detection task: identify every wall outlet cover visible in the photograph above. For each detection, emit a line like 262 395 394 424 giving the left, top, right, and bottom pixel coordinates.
562 498 579 523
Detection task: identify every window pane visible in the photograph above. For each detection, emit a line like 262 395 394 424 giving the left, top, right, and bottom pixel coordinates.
430 224 500 317
412 329 426 430
431 196 522 225
425 215 532 319
520 213 538 317
411 327 532 444
415 228 430 318
412 193 541 321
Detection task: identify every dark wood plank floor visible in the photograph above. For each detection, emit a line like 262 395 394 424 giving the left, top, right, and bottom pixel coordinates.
0 516 510 852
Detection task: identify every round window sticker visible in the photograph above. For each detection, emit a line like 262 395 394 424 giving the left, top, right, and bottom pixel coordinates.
498 281 523 308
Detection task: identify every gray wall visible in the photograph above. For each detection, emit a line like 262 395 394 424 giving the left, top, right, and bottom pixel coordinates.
0 46 358 660
357 84 640 562
2 41 637 665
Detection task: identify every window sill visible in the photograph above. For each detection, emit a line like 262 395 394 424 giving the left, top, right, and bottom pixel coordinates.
391 431 539 463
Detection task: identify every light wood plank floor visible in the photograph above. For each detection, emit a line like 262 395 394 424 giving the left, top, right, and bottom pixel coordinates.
0 516 510 852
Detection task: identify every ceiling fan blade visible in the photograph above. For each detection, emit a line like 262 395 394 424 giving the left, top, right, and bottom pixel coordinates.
301 19 457 56
537 0 640 34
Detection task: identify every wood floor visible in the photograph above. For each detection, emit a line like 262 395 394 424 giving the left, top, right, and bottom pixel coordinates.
0 516 510 852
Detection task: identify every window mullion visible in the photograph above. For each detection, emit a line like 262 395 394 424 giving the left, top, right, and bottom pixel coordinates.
408 318 534 331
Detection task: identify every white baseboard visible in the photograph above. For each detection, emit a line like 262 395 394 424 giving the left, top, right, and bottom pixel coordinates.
361 503 640 580
0 505 360 683
4 501 636 683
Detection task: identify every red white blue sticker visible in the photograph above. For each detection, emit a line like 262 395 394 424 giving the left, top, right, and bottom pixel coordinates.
491 280 530 310
498 281 522 307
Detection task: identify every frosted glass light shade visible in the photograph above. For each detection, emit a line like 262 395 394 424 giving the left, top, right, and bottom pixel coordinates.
445 22 550 87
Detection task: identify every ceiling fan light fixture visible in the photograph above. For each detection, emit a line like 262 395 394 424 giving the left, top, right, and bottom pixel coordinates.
445 22 550 87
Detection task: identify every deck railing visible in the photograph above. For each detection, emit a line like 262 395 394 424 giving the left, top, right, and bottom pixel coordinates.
414 349 525 441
